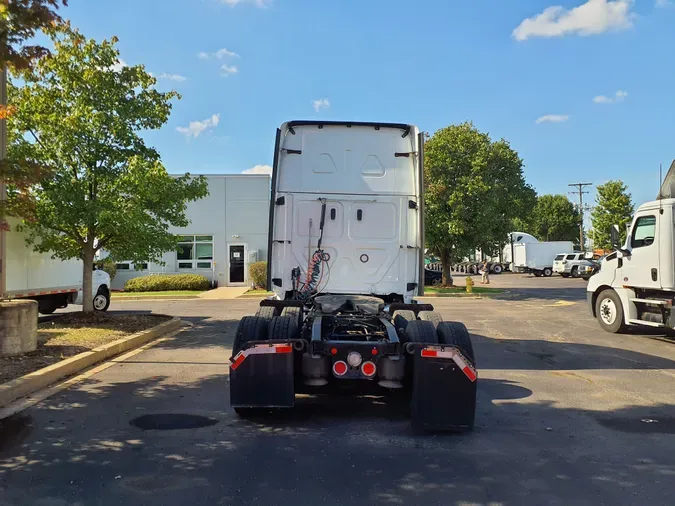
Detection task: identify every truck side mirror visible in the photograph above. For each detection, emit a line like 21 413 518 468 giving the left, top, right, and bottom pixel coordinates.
610 224 621 250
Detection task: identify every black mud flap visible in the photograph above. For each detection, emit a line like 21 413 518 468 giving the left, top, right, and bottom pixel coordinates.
411 345 477 432
230 343 295 408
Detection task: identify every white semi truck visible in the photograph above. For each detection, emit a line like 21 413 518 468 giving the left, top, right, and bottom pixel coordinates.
4 218 111 314
229 121 477 432
588 161 675 333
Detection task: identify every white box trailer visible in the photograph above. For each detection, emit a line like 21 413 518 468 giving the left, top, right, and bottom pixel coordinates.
229 121 477 432
513 240 575 277
4 218 111 314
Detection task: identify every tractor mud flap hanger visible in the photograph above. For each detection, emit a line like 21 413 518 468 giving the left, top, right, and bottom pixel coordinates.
411 345 477 432
230 341 304 409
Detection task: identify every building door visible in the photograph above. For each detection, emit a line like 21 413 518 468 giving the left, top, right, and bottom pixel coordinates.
229 245 246 285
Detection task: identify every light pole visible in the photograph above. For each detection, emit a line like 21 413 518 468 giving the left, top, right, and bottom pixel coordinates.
569 182 592 252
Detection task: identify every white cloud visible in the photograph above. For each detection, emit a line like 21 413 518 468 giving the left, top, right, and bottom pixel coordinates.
176 113 221 138
198 48 240 60
220 0 270 6
593 89 628 103
512 0 635 41
535 114 569 124
110 59 127 72
221 64 239 76
312 98 330 112
158 73 187 82
656 0 674 8
242 164 273 175
215 48 240 59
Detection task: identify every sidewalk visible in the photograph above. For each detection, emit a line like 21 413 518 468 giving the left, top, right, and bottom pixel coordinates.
197 286 249 300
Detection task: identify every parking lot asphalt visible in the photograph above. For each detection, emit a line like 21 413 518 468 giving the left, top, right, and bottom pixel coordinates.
3 274 675 505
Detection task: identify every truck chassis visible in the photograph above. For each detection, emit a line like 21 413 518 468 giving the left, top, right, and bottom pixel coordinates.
230 294 477 432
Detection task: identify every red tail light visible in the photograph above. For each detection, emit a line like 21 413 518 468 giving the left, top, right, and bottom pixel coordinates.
333 361 348 376
361 361 376 377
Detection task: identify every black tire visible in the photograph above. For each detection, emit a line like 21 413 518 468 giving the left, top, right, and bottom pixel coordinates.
571 266 579 278
38 306 56 315
268 315 299 340
93 289 111 312
595 289 626 334
402 320 439 345
392 310 416 333
418 311 442 329
492 264 503 274
533 271 542 277
256 306 278 319
437 321 475 365
543 267 553 277
233 316 268 354
280 306 303 330
561 273 569 278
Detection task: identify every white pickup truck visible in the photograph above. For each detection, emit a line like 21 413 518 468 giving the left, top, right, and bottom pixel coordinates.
5 218 111 314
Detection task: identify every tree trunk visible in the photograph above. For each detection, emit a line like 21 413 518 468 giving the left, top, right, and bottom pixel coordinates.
439 248 453 286
82 241 95 313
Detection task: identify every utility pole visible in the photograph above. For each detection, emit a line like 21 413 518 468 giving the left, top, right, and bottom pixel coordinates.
569 182 592 252
0 64 7 299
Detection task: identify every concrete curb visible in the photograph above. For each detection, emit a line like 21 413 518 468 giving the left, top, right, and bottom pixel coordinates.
237 293 274 299
0 316 182 408
420 290 509 298
112 295 200 301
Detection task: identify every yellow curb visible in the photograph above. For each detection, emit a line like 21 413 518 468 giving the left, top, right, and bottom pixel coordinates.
0 316 182 408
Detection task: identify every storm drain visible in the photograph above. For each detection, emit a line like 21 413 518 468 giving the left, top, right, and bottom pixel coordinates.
129 414 218 430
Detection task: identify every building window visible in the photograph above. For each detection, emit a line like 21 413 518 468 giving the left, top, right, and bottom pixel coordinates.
177 235 214 269
115 262 148 271
116 263 131 270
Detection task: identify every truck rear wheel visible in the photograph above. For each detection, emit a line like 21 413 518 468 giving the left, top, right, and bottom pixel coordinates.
595 289 626 334
268 315 299 340
256 306 278 319
437 322 475 365
280 307 303 329
392 310 416 333
233 316 268 354
402 320 439 344
543 267 553 277
418 311 442 329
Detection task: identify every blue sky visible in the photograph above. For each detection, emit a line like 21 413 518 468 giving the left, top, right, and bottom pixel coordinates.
64 0 674 209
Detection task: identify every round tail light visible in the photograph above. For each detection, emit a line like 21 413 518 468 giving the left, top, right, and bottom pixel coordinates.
333 361 348 376
361 361 376 377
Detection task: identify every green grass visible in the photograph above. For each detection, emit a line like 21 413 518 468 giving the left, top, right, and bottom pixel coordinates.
112 290 205 297
424 286 504 295
243 289 274 295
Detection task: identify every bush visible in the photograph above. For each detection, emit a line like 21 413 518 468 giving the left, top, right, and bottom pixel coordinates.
249 261 267 289
124 274 211 292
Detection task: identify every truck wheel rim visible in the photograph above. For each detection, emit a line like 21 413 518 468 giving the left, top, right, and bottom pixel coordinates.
94 295 107 310
600 298 616 325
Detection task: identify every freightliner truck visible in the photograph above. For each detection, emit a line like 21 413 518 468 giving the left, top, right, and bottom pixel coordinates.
229 121 477 432
588 160 675 333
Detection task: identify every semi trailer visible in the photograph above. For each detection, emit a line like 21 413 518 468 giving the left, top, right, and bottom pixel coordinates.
229 121 477 431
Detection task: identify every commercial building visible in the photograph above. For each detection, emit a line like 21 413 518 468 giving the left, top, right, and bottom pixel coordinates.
110 174 270 290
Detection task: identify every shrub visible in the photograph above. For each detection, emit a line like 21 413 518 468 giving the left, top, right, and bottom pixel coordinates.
249 261 267 289
124 274 210 292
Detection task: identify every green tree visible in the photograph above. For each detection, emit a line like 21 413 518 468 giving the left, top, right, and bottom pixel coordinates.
1 0 67 231
530 194 580 243
8 28 208 311
424 122 534 284
591 180 634 249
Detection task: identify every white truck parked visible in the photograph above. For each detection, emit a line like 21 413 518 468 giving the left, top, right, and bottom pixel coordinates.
588 161 675 333
512 240 575 277
229 121 477 432
5 218 111 314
